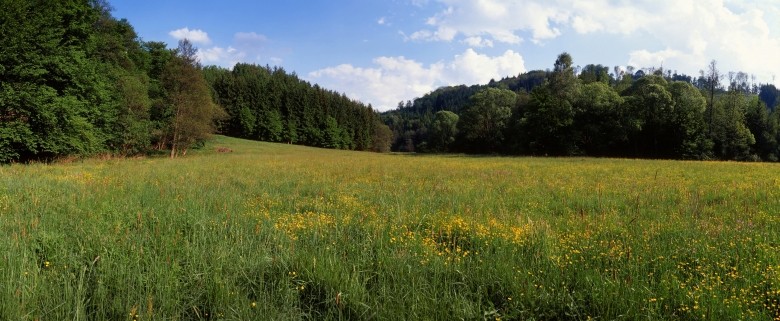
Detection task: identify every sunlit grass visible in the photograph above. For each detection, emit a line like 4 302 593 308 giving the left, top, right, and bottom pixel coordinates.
1 135 779 320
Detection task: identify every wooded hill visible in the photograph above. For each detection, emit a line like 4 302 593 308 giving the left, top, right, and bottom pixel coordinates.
383 54 780 161
203 64 390 152
4 0 780 163
0 0 390 164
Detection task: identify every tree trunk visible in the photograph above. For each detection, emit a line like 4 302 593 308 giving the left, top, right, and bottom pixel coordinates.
170 101 182 158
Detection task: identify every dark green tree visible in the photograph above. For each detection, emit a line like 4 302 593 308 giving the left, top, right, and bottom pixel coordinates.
518 52 580 155
458 88 516 153
203 63 383 152
623 75 675 157
427 111 459 152
323 116 345 149
745 97 778 160
0 0 112 162
759 84 779 112
257 109 284 142
93 11 155 155
579 64 611 84
572 82 627 155
667 81 712 159
710 90 755 160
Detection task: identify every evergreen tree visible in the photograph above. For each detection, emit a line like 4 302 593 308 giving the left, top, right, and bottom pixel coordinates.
745 97 778 160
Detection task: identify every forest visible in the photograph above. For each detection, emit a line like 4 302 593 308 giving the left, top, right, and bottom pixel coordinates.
0 0 390 164
384 54 780 161
3 0 780 163
203 64 389 152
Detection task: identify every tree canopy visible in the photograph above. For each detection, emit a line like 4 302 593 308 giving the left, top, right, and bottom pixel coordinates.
2 0 778 163
203 64 384 151
0 0 387 163
382 54 780 162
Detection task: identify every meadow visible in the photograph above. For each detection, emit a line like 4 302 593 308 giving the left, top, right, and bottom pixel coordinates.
1 135 779 320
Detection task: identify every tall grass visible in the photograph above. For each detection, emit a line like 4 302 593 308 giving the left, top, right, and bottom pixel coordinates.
1 135 779 320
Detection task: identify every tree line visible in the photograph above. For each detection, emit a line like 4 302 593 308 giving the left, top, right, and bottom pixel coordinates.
384 53 780 161
4 0 778 163
0 0 390 163
203 64 391 152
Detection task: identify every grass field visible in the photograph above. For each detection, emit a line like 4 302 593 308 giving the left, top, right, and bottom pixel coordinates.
1 136 779 320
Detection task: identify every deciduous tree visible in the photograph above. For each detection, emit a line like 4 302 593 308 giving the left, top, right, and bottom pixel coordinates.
518 53 580 155
458 88 516 153
573 82 626 155
711 90 755 160
161 39 226 157
0 0 110 162
427 111 459 152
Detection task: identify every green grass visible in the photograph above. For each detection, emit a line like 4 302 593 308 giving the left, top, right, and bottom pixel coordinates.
1 135 779 320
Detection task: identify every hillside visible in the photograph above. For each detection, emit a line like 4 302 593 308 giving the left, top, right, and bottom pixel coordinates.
0 1 390 164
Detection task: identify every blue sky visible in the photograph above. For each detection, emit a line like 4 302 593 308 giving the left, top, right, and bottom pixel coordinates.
111 0 780 111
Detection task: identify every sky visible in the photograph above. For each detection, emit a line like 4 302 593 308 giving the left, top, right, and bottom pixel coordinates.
111 0 780 112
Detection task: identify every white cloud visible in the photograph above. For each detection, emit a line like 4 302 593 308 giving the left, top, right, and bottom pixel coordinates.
570 16 602 34
407 0 780 83
377 17 387 25
407 0 567 44
308 49 525 111
198 46 248 66
462 36 493 48
435 26 458 41
612 0 780 82
405 29 432 41
194 31 273 67
628 49 686 70
168 27 211 45
444 49 525 85
308 57 440 111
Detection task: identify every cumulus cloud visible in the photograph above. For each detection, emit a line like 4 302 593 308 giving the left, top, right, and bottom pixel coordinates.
407 0 565 44
168 28 275 68
613 0 780 81
198 46 247 66
405 0 649 45
192 31 273 67
407 0 780 83
168 27 211 45
308 49 525 111
462 36 493 48
444 49 525 85
628 49 688 70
